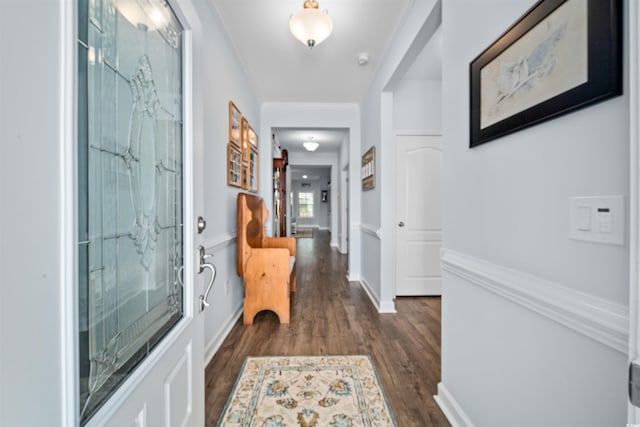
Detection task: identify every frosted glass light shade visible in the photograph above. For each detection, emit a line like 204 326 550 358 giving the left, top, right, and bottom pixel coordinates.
289 8 333 48
303 141 319 151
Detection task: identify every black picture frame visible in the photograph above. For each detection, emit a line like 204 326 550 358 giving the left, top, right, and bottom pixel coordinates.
469 0 622 148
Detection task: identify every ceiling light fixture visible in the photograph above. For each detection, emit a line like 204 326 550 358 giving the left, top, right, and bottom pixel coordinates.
289 0 333 49
303 137 319 152
303 175 308 179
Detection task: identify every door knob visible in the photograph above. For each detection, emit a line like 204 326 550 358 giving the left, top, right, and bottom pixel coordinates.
398 221 405 227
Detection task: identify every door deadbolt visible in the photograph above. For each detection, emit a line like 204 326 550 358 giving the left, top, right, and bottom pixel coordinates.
197 216 207 234
398 221 405 227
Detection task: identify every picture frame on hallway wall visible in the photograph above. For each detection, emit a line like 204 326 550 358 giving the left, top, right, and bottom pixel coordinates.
361 146 375 191
469 0 622 148
229 101 242 147
240 117 259 193
227 143 242 188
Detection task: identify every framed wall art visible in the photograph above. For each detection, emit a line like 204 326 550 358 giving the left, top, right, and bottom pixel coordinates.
469 0 622 147
229 101 242 147
247 149 259 193
361 146 375 191
227 143 242 187
246 123 258 149
240 117 259 192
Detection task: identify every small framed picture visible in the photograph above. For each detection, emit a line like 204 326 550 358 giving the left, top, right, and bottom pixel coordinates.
227 143 242 187
247 124 258 149
361 146 375 191
229 101 242 147
246 148 259 193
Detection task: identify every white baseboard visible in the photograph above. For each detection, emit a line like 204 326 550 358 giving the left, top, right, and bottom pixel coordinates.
379 300 396 314
204 305 243 366
359 278 396 314
347 273 361 282
359 278 379 310
441 249 629 354
434 383 475 427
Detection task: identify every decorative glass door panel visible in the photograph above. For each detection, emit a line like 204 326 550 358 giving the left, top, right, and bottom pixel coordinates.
77 0 184 423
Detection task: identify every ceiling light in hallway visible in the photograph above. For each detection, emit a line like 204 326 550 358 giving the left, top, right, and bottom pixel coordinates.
289 0 333 48
303 137 319 151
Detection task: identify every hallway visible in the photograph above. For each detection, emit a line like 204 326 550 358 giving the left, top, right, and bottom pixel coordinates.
205 230 449 426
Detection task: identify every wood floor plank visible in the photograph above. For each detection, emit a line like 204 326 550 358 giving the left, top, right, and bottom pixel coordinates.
204 231 450 426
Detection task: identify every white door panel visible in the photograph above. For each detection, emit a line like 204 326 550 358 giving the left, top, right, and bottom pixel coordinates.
79 0 205 425
396 134 442 296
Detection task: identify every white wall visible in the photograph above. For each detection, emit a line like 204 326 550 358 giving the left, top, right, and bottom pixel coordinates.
438 0 630 425
190 0 261 363
1 2 68 425
393 79 442 132
291 179 330 229
359 0 440 312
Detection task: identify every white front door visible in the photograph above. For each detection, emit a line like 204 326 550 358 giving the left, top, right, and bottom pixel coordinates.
395 134 442 296
78 1 206 425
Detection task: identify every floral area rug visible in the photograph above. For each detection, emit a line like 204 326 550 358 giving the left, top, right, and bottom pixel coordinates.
217 355 398 427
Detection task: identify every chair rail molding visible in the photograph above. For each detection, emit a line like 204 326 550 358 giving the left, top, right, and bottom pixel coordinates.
359 223 381 240
441 249 629 354
203 232 237 253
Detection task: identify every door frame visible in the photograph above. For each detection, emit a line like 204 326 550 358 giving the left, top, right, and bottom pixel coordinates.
393 131 443 297
630 0 640 423
62 0 205 424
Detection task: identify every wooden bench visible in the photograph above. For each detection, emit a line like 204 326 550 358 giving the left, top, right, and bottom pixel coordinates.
237 193 297 324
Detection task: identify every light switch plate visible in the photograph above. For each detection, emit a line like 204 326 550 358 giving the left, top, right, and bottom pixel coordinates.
570 196 624 245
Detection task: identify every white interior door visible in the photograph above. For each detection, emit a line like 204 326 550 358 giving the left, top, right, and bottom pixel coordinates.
395 134 442 296
78 1 205 425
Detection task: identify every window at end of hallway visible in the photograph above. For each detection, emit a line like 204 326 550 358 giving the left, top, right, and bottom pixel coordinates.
298 192 314 218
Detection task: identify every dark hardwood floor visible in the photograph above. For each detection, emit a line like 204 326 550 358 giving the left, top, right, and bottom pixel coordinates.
204 230 450 426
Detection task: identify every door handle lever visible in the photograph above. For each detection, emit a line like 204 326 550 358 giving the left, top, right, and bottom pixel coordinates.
197 245 216 312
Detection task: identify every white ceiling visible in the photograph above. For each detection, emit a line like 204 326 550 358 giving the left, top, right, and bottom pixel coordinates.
208 0 412 103
210 0 442 171
275 128 347 154
290 165 331 182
